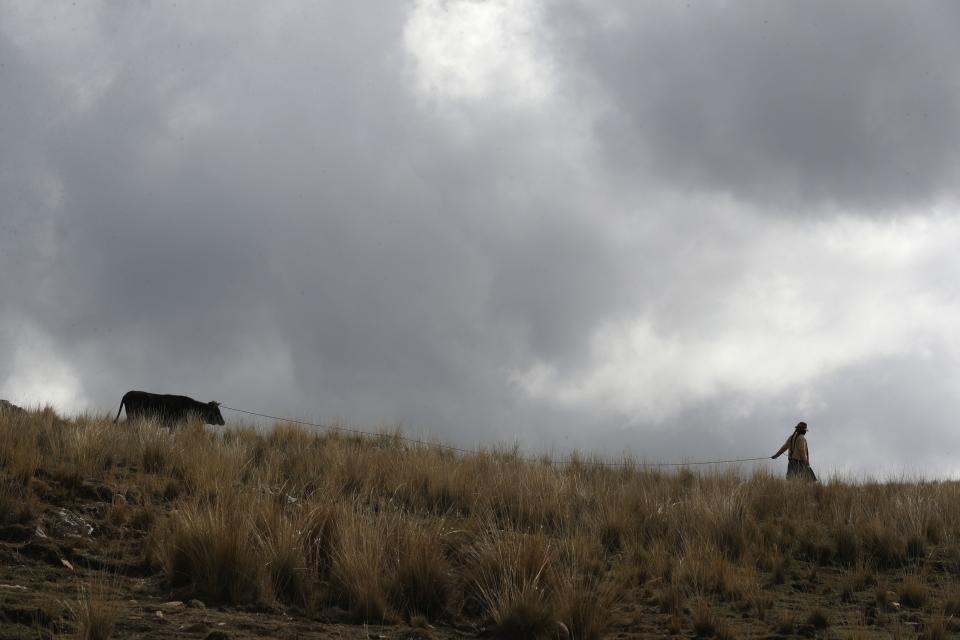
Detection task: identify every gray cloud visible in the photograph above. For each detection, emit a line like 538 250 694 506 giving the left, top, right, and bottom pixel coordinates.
552 1 960 211
3 1 960 477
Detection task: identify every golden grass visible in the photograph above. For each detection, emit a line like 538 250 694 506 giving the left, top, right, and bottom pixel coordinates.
64 577 120 640
4 407 960 634
158 494 268 604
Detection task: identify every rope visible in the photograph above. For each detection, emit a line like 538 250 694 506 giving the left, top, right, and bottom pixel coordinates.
219 404 771 469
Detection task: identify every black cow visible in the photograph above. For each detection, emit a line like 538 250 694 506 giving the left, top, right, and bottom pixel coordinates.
114 390 225 426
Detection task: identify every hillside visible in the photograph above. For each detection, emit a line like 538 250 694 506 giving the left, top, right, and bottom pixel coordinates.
1 407 959 639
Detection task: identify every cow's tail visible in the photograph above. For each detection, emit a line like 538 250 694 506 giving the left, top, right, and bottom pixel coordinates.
114 396 125 423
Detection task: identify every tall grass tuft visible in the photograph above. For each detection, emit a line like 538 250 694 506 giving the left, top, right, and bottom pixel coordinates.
65 579 119 640
159 493 267 604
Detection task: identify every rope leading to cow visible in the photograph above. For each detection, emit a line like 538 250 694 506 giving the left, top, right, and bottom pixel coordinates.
219 404 771 469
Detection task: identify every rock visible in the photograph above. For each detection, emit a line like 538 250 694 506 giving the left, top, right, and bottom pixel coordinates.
162 600 184 608
554 621 570 640
52 508 94 537
187 599 207 609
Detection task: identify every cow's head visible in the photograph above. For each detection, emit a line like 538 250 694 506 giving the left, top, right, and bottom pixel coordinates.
206 401 225 425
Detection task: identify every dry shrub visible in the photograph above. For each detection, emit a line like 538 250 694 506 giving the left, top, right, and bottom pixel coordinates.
942 587 960 616
107 493 129 528
463 528 557 635
301 502 341 575
0 480 36 526
899 574 928 608
920 616 949 640
764 552 787 586
128 503 156 532
553 537 620 640
171 429 252 497
861 520 906 568
0 412 41 485
621 543 650 587
840 582 855 603
832 524 860 565
394 451 475 517
597 507 630 555
57 421 115 485
329 508 393 622
691 599 716 637
253 500 312 607
647 544 675 584
907 533 927 560
66 579 119 640
748 588 773 621
554 580 615 640
939 544 960 574
159 494 267 604
850 559 875 590
708 559 747 602
806 608 830 629
486 583 556 640
657 582 683 615
138 425 170 474
389 520 454 620
925 514 944 545
775 613 796 635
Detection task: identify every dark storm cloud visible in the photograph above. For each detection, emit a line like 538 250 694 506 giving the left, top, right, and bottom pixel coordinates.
3 1 960 477
0 1 638 443
551 1 960 211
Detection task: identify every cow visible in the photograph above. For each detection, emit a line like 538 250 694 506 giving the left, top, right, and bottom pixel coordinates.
114 390 225 426
0 399 25 415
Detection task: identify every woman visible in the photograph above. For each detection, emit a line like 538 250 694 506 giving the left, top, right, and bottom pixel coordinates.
772 421 816 481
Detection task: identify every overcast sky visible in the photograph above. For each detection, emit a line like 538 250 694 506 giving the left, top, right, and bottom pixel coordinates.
3 1 960 478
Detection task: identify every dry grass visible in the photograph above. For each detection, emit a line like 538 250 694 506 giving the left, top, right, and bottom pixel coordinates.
898 573 928 608
942 586 960 615
158 494 268 604
4 407 960 635
64 578 120 640
807 607 830 629
328 508 393 622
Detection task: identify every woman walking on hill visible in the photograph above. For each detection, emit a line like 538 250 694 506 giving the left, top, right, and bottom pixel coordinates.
772 421 817 481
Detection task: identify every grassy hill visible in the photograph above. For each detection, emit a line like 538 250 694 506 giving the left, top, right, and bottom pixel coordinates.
1 407 959 639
